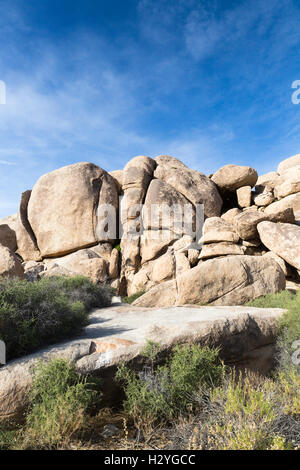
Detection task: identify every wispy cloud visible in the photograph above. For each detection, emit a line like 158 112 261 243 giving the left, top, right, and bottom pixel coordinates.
0 0 300 218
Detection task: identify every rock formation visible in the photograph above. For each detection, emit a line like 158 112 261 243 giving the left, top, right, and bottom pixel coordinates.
2 151 300 306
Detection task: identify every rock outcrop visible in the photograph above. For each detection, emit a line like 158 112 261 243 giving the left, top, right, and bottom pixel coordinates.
0 304 285 422
2 150 300 304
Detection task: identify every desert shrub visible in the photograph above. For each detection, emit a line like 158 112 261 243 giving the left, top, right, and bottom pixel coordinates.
0 276 115 360
20 359 98 449
169 369 299 450
116 343 223 431
245 290 296 309
122 290 145 304
246 289 300 373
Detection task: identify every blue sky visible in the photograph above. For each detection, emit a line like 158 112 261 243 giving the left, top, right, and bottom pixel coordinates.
1 0 300 218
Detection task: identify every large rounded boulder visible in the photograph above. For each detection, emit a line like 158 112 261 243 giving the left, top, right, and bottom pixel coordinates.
27 162 118 258
154 155 222 218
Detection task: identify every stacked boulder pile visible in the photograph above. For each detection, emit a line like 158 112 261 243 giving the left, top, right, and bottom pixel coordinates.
1 153 300 307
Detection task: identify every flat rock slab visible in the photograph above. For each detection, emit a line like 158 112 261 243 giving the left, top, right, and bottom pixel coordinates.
0 304 284 422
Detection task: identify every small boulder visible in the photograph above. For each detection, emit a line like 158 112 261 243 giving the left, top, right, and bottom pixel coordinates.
0 245 24 279
200 217 240 244
236 186 252 208
258 221 300 271
212 164 258 191
199 242 244 260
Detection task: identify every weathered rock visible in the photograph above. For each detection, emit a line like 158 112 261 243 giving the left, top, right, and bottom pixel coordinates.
234 211 270 240
175 252 190 276
242 239 261 247
122 155 156 191
143 178 195 234
221 208 242 224
242 246 266 256
0 224 17 252
263 251 289 277
258 221 300 270
120 156 156 279
177 255 285 306
154 155 222 218
152 252 176 283
267 207 295 224
236 186 252 208
16 191 41 262
188 249 199 266
0 245 24 279
200 217 239 244
253 185 274 207
129 263 154 295
139 178 196 264
274 165 300 199
90 243 113 261
109 248 119 279
212 165 258 191
41 263 76 278
199 242 244 260
45 249 108 283
109 170 123 193
256 172 282 190
173 235 194 252
0 304 285 421
27 162 118 258
77 258 108 283
278 153 300 174
133 279 178 307
23 261 45 281
0 214 17 232
264 193 300 217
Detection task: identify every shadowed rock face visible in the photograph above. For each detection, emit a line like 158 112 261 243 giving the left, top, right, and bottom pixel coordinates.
0 304 284 422
0 224 17 252
0 245 24 279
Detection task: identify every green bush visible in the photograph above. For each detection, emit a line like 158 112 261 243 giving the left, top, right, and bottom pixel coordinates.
20 359 98 449
0 276 115 360
116 343 224 429
245 290 296 309
122 290 145 304
246 289 300 372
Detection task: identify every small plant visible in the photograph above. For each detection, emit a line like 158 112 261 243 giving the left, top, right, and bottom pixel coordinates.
246 289 300 373
122 290 145 304
116 344 223 431
170 369 299 450
20 359 99 449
